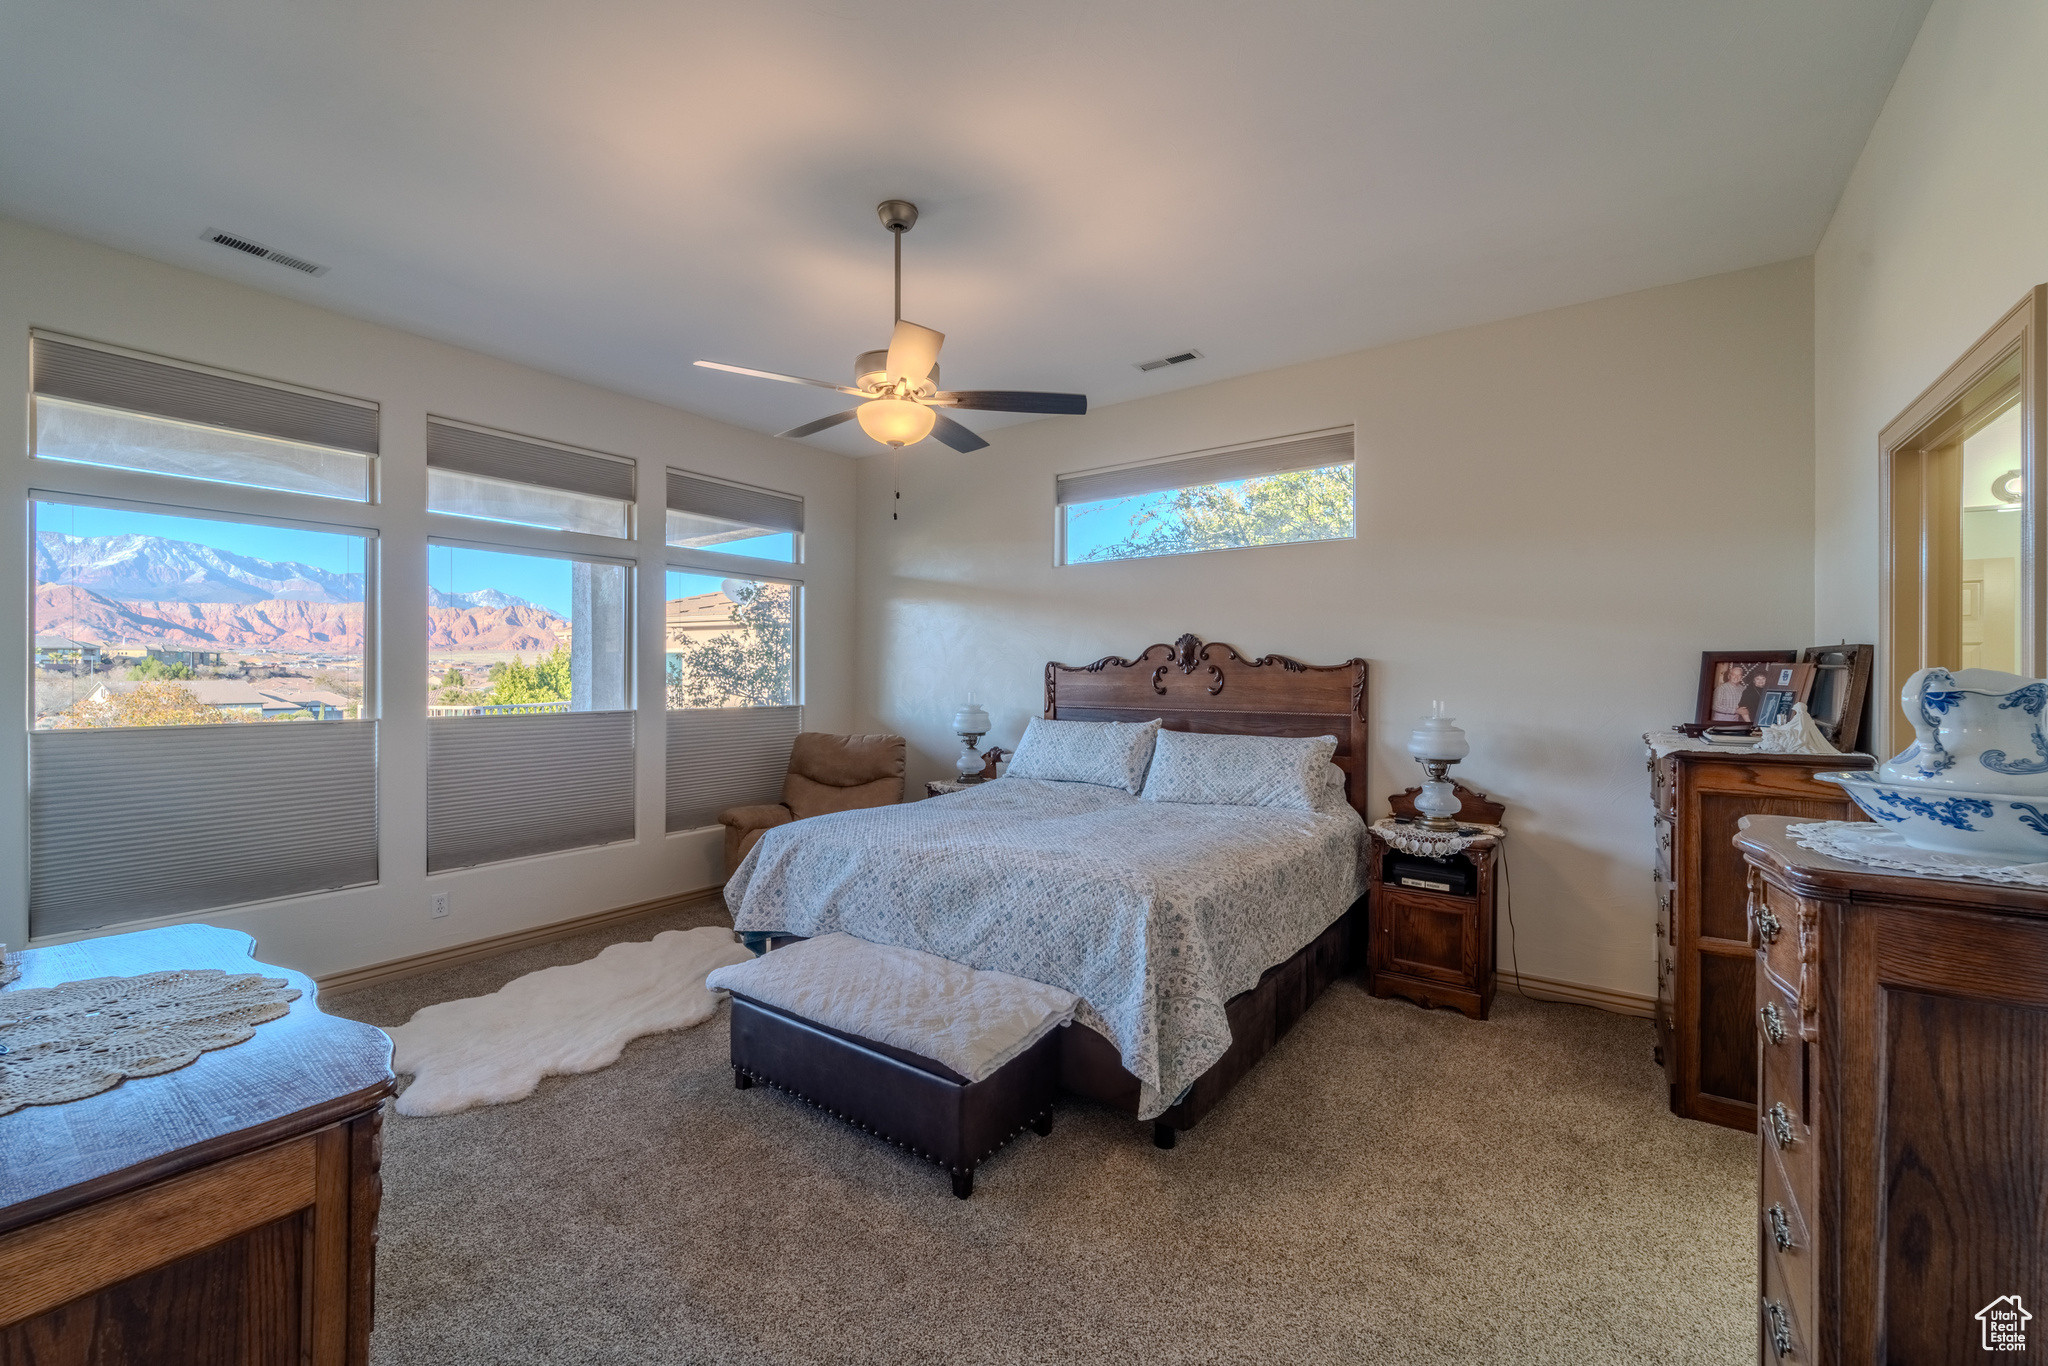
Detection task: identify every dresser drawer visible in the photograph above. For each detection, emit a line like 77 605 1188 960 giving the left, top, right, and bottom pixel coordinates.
1759 1011 1812 1197
1761 1246 1809 1364
1761 1130 1815 1331
1753 881 1817 1038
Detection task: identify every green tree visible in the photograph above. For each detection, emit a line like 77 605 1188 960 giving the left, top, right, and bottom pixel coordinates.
486 646 571 706
129 655 196 681
55 682 235 728
667 582 793 708
1083 465 1355 561
440 667 465 689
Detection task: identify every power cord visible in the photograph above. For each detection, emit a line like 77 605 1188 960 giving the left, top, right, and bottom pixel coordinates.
1498 837 1529 999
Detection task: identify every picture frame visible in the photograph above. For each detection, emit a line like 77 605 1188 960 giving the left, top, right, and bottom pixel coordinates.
1693 650 1798 729
1753 662 1817 729
1800 643 1875 753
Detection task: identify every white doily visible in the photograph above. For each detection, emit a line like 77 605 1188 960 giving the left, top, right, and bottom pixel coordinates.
1370 819 1504 858
0 950 17 987
1785 821 2048 888
0 969 301 1116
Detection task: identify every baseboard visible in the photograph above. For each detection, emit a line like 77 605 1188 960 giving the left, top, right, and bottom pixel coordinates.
1499 970 1655 1018
316 885 725 995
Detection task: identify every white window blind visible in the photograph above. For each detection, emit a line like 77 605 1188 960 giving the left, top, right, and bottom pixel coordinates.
667 471 804 533
30 722 379 936
1056 429 1354 506
667 705 804 831
428 711 636 872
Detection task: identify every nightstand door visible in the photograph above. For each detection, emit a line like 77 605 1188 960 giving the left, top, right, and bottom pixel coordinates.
1379 887 1475 985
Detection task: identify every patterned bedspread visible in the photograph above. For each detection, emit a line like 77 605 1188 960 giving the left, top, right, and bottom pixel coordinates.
724 778 1368 1119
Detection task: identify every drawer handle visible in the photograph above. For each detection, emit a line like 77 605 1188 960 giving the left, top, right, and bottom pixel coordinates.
1760 1001 1787 1045
1766 1299 1794 1356
1756 905 1782 945
1768 1102 1795 1149
1768 1202 1793 1251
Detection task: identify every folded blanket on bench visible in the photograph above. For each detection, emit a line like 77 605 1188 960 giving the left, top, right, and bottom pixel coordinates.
707 933 1079 1083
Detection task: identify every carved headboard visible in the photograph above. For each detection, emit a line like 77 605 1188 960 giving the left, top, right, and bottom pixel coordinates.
1045 633 1370 817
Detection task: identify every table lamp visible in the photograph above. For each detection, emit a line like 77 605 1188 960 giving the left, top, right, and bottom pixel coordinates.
1407 701 1470 830
952 699 992 783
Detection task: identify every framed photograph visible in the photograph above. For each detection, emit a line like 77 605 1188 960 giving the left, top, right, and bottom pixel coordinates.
1754 663 1817 729
1694 651 1798 729
1800 643 1874 752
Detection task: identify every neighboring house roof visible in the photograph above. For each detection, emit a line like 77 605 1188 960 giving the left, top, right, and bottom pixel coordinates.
91 680 274 708
34 635 92 650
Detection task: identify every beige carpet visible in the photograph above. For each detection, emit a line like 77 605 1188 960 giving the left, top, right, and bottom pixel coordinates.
326 897 1755 1366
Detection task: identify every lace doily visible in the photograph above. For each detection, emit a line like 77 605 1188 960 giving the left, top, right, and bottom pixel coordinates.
0 949 18 988
1785 821 2048 888
1370 819 1504 858
0 969 301 1116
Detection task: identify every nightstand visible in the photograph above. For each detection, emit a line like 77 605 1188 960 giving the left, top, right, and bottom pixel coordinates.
1365 782 1506 1020
924 779 972 798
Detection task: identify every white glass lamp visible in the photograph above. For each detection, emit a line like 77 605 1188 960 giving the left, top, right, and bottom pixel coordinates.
1406 701 1470 830
952 699 992 782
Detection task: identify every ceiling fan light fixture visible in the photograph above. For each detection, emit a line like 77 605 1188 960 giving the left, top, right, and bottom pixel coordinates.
857 397 935 448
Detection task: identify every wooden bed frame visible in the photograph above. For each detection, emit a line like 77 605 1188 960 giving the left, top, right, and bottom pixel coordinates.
1045 632 1371 1146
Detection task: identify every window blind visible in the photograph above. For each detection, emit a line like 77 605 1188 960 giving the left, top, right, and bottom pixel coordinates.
1056 429 1354 506
31 334 379 454
667 705 804 831
30 722 379 936
428 711 635 872
667 471 804 534
427 419 635 502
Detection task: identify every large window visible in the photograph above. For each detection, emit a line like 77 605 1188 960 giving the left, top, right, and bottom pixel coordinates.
25 338 382 937
1058 428 1355 565
666 469 801 563
664 567 803 833
427 544 627 717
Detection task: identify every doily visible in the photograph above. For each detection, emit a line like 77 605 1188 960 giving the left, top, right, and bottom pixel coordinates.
0 950 18 987
0 969 301 1116
1370 818 1504 858
1785 821 2048 888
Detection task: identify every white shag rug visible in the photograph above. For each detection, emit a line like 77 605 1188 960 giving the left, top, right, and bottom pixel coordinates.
385 926 754 1116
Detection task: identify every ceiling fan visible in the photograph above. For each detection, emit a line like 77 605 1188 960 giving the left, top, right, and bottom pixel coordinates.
694 200 1087 453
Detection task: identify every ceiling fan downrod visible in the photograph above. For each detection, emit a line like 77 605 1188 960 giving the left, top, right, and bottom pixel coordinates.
877 200 917 324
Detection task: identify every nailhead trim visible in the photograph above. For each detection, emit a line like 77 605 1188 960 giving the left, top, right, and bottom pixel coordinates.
734 1065 1053 1179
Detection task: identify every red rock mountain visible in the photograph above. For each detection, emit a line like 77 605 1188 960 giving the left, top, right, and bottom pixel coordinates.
37 583 568 654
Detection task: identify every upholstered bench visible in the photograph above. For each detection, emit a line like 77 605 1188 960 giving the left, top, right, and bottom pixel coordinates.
707 934 1076 1198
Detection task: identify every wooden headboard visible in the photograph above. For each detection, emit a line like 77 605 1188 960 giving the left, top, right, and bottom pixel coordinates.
1045 633 1370 817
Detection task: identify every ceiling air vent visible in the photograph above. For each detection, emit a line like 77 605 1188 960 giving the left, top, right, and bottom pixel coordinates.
203 229 329 276
1135 349 1202 373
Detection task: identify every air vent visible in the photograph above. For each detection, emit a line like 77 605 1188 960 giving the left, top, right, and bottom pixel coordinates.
1135 349 1202 373
203 229 329 276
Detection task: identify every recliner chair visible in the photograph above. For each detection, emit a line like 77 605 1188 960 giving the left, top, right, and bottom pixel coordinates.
717 731 906 873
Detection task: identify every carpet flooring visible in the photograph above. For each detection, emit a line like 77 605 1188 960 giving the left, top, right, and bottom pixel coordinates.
326 897 1756 1366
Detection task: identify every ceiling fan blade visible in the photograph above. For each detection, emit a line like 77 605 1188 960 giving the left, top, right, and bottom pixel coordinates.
931 390 1088 415
695 360 864 396
776 408 862 440
885 321 945 386
929 410 990 453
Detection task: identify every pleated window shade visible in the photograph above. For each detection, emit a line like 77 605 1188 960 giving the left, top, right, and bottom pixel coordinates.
667 705 804 831
1056 429 1354 506
30 722 379 937
32 334 380 454
666 471 804 533
428 711 636 872
427 420 635 501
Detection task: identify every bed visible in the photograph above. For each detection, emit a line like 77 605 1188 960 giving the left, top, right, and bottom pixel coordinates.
724 632 1370 1143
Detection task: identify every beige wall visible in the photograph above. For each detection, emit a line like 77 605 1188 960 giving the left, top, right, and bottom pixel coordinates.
1814 0 2048 668
855 258 1816 1001
0 217 856 974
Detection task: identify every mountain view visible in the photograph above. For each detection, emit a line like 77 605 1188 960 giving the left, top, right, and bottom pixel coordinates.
36 531 364 604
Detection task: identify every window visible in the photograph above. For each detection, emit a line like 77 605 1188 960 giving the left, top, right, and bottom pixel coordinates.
666 469 802 563
32 333 377 501
427 418 634 539
665 568 802 832
424 526 637 871
25 340 382 937
1057 428 1355 564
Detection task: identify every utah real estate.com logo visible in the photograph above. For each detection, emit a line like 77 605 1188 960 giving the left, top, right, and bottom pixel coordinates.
1979 1295 2032 1352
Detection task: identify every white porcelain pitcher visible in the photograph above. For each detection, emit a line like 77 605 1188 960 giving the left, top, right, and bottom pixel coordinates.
1878 666 2048 794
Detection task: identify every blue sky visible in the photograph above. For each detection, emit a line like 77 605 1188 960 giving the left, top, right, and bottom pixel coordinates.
35 500 365 575
1063 489 1183 560
429 544 575 617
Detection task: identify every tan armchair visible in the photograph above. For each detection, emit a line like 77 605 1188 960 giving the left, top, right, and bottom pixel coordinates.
718 731 906 873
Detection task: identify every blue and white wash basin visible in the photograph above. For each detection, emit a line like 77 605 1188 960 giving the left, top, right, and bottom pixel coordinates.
1815 770 2048 861
1878 667 2048 793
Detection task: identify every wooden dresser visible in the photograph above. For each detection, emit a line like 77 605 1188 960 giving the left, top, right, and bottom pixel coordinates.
0 925 395 1366
1649 741 1871 1130
1737 816 2048 1365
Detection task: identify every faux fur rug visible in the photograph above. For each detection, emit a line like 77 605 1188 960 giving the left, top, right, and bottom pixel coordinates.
385 926 753 1116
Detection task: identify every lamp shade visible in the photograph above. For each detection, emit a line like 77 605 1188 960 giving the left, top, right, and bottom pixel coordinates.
952 702 991 735
856 398 936 448
1406 703 1469 762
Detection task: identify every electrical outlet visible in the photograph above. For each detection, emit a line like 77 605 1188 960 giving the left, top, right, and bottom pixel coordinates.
430 891 450 919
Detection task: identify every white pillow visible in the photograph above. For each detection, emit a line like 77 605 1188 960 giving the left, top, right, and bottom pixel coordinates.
1314 761 1351 813
1139 731 1341 811
1004 717 1162 794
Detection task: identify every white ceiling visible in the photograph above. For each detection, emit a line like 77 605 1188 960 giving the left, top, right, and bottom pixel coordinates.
0 0 1930 456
